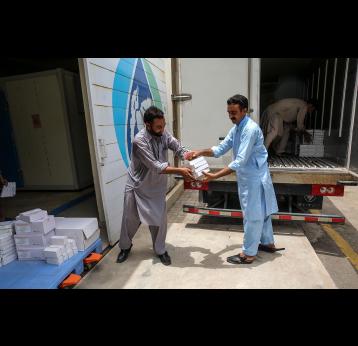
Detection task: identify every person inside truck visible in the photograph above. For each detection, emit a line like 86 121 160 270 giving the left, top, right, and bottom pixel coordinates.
260 98 317 156
185 94 284 264
116 106 195 266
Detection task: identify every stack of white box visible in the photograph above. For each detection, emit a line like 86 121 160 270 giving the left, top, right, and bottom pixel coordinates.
14 209 56 261
186 156 210 179
54 217 100 251
0 221 17 266
305 130 325 145
300 130 325 157
44 236 78 265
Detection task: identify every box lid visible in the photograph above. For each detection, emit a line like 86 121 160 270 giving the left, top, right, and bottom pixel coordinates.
55 218 98 239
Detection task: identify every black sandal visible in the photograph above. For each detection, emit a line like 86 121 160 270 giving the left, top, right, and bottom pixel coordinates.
227 254 255 264
258 244 285 253
238 255 255 264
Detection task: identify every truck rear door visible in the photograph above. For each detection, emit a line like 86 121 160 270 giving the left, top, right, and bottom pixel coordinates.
173 58 260 168
79 58 173 245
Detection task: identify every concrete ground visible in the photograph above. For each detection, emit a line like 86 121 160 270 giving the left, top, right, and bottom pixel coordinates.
303 186 358 288
76 189 337 289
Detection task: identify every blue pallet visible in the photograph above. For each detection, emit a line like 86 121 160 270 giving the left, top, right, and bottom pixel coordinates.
0 238 102 289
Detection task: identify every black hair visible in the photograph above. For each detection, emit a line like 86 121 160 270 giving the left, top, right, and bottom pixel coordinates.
306 98 318 110
143 106 164 123
227 94 249 110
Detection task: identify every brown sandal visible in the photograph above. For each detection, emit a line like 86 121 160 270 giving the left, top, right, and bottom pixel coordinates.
258 244 285 253
227 253 255 264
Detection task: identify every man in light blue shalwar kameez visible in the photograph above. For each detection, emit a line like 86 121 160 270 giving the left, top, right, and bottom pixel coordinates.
186 94 284 264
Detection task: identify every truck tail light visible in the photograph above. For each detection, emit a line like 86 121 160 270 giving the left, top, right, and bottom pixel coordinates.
311 184 344 196
184 180 209 191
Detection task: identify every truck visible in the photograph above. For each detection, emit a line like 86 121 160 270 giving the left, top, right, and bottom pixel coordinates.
2 58 357 249
171 58 358 224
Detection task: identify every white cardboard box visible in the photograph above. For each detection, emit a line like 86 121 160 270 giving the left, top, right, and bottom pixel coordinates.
193 168 210 179
0 221 14 233
187 156 208 169
48 244 66 257
31 215 55 234
187 156 210 180
0 181 16 198
14 220 32 233
14 230 55 247
1 252 17 266
66 248 74 258
62 250 69 261
0 243 16 250
56 229 100 251
68 239 78 251
44 246 63 259
0 233 14 245
17 209 48 223
0 228 13 237
51 236 68 246
50 242 73 258
55 218 99 251
16 246 45 260
0 245 16 256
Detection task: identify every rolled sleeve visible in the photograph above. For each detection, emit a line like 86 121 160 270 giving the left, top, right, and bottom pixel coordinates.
211 145 221 158
158 162 169 173
228 160 238 171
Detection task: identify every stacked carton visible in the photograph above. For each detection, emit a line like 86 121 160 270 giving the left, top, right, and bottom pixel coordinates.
300 130 325 157
54 217 100 251
14 209 55 261
3 208 100 266
0 221 17 266
44 236 78 265
186 156 210 179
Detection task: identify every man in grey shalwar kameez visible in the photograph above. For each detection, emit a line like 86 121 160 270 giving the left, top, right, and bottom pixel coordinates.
117 106 194 266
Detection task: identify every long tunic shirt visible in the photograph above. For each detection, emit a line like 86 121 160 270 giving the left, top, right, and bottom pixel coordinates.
211 115 278 221
125 128 188 226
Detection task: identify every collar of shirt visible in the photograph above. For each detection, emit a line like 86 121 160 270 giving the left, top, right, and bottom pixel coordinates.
143 128 155 141
236 114 249 132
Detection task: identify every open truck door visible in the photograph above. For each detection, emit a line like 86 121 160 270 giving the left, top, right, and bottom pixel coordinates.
347 59 358 182
172 58 260 168
79 58 173 245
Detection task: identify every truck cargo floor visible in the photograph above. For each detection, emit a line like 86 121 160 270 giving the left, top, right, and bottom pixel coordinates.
269 155 342 170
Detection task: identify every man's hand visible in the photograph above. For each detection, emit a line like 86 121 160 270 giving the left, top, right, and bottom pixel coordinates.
179 167 195 181
296 129 312 143
202 171 218 182
184 151 201 161
303 131 313 143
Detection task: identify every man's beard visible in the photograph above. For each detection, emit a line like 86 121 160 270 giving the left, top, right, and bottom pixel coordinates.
148 128 163 137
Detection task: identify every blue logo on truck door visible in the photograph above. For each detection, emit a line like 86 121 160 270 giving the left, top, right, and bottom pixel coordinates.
112 58 163 168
